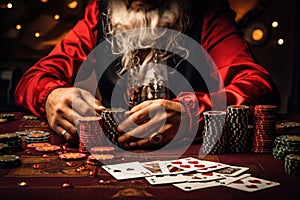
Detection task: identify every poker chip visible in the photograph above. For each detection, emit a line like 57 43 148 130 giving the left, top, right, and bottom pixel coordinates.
202 111 227 155
100 108 126 146
0 133 22 152
78 116 104 153
23 115 38 120
27 142 51 148
0 113 15 121
226 105 251 153
252 105 278 154
59 153 86 160
35 145 60 152
273 135 300 160
0 154 21 168
90 146 115 154
86 154 114 166
0 143 9 155
285 154 300 176
24 131 51 143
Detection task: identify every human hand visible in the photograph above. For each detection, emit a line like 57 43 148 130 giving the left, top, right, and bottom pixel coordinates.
117 99 189 149
45 87 105 145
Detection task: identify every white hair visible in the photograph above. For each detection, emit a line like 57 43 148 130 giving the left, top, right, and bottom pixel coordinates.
104 0 189 74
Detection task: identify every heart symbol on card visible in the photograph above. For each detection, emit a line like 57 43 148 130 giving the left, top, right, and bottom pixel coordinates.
233 180 244 184
249 179 262 184
188 161 199 164
266 181 274 185
246 184 259 188
194 164 206 168
171 161 182 165
180 165 191 168
202 172 213 176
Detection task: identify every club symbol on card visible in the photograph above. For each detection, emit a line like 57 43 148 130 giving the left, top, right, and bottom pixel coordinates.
113 170 121 173
126 168 134 171
185 186 192 190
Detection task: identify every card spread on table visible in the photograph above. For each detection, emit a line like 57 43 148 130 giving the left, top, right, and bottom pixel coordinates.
213 165 249 177
101 157 280 192
166 157 229 173
224 176 280 192
102 162 152 180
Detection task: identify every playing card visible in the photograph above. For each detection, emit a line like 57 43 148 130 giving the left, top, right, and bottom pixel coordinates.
167 157 228 173
173 181 221 191
102 162 152 180
145 174 188 185
224 176 280 192
213 165 249 176
141 161 169 175
186 172 225 182
215 173 251 185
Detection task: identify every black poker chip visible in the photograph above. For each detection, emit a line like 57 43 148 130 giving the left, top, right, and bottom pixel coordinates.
0 155 21 168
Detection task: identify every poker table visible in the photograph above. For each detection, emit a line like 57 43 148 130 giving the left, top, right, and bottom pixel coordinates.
0 112 300 200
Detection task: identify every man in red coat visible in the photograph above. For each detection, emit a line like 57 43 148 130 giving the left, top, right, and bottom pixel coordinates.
14 0 280 149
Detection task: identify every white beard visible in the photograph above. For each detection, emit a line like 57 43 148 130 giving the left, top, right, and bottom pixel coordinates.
105 0 189 73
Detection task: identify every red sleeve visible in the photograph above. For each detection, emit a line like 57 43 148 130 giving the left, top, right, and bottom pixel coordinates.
14 0 100 119
176 0 280 136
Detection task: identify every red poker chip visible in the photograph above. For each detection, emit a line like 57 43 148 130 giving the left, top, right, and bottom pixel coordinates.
35 145 60 152
90 146 115 154
27 142 51 148
59 153 86 160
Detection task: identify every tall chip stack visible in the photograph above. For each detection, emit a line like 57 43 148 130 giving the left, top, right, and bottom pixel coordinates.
100 108 126 147
226 105 251 153
78 116 104 153
272 135 300 160
252 105 278 153
285 154 300 176
201 111 227 155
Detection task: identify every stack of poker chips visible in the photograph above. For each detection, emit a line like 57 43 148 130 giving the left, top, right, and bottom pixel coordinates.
272 135 300 160
0 143 9 155
0 155 21 168
24 131 51 143
285 154 300 176
226 105 251 153
252 105 278 153
100 108 126 146
86 146 115 166
0 133 22 152
202 111 227 155
78 116 104 153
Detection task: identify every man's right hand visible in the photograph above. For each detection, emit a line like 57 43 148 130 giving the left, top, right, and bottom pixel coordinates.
45 87 105 145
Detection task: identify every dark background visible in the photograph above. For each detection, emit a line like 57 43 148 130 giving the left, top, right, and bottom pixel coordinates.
0 0 299 114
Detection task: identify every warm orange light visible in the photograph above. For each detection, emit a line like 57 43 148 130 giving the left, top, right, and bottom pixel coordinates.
7 3 13 8
278 39 284 45
252 28 264 41
16 24 22 30
34 32 41 38
272 21 279 28
67 1 78 9
54 14 60 20
41 0 48 3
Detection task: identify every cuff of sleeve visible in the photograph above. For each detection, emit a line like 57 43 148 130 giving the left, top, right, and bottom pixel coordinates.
39 80 69 119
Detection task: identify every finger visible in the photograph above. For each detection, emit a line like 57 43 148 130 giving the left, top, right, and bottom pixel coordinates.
118 106 151 133
94 99 106 113
72 97 97 116
118 113 165 145
128 100 153 113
